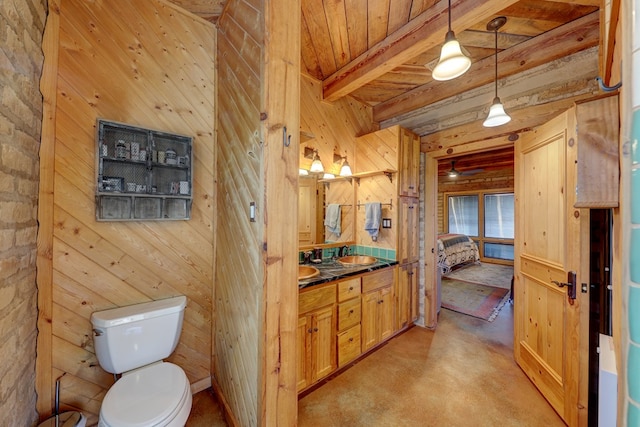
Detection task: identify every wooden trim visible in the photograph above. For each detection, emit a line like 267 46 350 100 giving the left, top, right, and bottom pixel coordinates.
190 377 212 395
210 376 240 427
423 155 438 328
36 0 60 418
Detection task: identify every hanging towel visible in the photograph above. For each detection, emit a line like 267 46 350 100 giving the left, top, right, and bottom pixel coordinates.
364 202 382 241
324 204 341 236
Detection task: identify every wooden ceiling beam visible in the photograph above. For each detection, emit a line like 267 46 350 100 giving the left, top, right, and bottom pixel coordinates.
374 11 600 123
321 0 519 102
421 92 600 153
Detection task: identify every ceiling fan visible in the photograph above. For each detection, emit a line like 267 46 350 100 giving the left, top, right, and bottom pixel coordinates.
447 160 483 178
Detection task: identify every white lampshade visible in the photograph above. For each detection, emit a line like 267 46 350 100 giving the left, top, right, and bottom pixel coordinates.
299 168 309 176
431 31 471 81
483 97 511 127
309 152 324 173
339 159 352 177
322 173 335 179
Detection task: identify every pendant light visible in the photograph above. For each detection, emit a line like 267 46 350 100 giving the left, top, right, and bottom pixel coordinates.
483 16 511 128
431 0 471 81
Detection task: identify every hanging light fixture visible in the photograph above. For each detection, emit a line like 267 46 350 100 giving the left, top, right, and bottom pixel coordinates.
431 0 471 81
448 161 460 178
483 16 511 128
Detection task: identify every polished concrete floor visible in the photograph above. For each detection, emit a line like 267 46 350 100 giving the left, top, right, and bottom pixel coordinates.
187 304 565 426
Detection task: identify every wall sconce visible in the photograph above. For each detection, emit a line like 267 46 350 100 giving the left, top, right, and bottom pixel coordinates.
299 168 309 176
304 147 325 173
483 16 511 127
333 153 353 177
431 0 471 81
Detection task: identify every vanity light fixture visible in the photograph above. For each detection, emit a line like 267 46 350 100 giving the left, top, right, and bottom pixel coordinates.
431 0 471 81
299 168 309 176
483 16 511 128
322 173 335 179
333 152 353 177
304 147 325 173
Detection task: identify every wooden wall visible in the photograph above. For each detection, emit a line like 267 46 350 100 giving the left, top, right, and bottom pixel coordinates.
215 0 263 424
216 0 300 425
36 0 216 424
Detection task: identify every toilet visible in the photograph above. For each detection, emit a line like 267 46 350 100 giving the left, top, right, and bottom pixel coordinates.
91 296 192 427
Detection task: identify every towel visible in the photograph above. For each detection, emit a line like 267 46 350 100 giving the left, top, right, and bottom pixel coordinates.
324 204 341 236
364 202 381 241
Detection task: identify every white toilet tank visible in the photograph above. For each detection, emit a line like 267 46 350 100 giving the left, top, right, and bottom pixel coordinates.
91 296 187 374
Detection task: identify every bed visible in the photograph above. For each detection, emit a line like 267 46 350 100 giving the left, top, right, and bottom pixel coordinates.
437 233 480 274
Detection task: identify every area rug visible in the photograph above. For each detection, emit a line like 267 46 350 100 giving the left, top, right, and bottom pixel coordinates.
445 263 513 289
441 278 510 321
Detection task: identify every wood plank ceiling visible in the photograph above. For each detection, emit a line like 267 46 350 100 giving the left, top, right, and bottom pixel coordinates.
173 0 603 168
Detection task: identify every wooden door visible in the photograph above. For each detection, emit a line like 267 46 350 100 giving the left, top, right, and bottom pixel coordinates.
296 315 309 392
396 265 410 331
398 197 419 264
514 110 585 425
298 178 316 246
378 285 394 342
399 128 419 198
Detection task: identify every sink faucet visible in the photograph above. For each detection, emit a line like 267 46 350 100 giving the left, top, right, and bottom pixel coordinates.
339 245 349 257
303 251 313 264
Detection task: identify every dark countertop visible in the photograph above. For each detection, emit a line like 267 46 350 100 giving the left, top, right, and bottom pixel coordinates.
298 258 398 289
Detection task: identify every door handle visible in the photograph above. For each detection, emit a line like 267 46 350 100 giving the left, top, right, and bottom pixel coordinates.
551 271 577 304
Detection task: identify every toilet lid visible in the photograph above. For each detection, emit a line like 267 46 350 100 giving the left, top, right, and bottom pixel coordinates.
101 362 190 427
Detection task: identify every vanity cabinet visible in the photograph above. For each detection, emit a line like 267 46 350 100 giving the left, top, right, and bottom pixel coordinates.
361 268 395 352
399 127 420 198
336 277 361 368
398 196 419 264
396 262 419 331
297 283 337 392
96 119 193 221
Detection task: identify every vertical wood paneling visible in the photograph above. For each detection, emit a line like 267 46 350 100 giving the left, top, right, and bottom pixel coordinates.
37 0 215 421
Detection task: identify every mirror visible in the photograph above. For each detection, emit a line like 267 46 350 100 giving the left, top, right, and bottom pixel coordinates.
298 176 355 250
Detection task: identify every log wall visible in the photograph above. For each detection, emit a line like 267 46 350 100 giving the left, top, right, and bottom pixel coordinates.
0 0 46 425
36 1 215 424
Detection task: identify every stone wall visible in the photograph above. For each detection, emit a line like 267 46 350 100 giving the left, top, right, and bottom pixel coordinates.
0 0 46 425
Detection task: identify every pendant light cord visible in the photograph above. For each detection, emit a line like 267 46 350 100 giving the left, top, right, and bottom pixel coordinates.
447 0 452 32
494 28 498 99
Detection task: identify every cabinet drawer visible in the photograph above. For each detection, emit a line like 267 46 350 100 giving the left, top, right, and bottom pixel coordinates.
299 284 336 314
337 324 361 367
362 267 394 293
338 298 361 331
338 278 361 302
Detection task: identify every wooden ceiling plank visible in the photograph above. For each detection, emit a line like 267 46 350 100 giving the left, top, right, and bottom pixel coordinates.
302 0 338 76
409 0 438 20
367 0 391 47
345 0 369 59
322 0 520 102
373 11 599 123
387 0 412 34
301 17 324 79
325 0 352 69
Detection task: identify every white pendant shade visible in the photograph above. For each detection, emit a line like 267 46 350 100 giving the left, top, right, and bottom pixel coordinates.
310 152 324 173
431 31 471 81
339 160 352 177
483 97 511 127
322 173 335 179
299 168 309 176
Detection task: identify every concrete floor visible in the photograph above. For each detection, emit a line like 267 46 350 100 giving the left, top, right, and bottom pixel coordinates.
187 304 565 426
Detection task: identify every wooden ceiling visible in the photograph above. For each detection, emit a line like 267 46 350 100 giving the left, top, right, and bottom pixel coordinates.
173 0 606 150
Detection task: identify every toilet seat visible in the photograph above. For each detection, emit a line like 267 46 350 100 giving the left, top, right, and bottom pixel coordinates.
99 362 191 427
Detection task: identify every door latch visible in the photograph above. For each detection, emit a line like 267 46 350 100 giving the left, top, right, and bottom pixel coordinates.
551 271 577 304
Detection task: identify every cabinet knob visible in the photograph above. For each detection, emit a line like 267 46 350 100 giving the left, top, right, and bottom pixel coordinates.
307 328 313 334
349 286 353 291
378 300 383 304
349 309 354 314
313 327 319 332
349 338 354 342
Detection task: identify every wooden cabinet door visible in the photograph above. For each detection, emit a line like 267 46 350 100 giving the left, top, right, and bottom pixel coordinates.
399 128 420 198
398 197 419 264
409 263 419 323
378 285 394 342
361 290 380 352
310 305 336 382
296 315 310 392
396 265 410 331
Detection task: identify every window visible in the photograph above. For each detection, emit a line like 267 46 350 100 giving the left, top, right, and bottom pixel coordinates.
445 190 514 263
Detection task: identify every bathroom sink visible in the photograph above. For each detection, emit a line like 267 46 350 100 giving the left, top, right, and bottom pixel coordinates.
298 265 320 280
337 255 377 266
